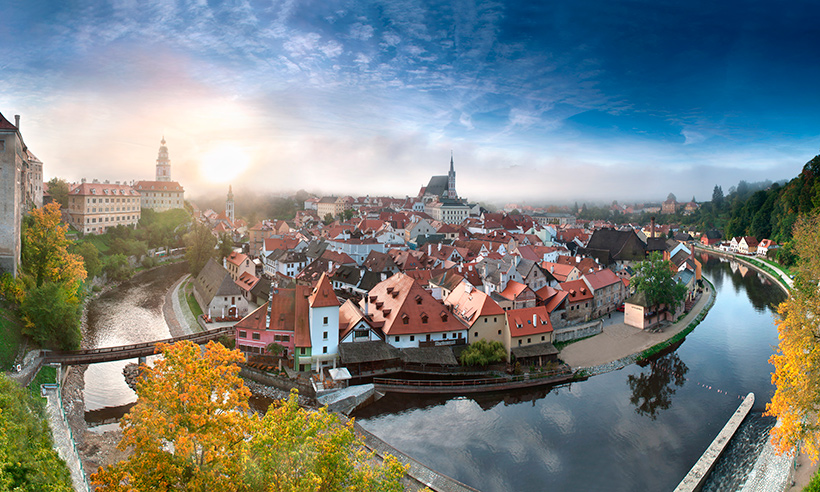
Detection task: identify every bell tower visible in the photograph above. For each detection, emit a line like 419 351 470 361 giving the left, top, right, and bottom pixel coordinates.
226 185 235 223
155 136 171 182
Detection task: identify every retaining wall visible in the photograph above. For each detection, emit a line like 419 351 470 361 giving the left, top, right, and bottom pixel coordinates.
554 319 604 343
239 365 315 397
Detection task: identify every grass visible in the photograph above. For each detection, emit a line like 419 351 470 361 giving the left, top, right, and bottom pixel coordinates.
27 365 57 398
0 306 24 370
82 233 111 254
185 283 204 319
637 278 717 361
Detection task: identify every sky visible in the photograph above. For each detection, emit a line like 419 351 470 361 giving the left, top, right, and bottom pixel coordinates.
2 0 820 206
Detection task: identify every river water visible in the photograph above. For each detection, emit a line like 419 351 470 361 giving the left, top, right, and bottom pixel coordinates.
83 262 187 420
82 256 786 490
353 254 787 491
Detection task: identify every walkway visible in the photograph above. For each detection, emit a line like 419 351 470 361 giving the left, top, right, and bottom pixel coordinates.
695 244 794 291
560 285 713 370
43 375 89 492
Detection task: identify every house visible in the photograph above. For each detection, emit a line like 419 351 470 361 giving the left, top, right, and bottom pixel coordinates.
516 258 556 291
235 271 260 302
66 181 142 234
338 300 383 343
404 218 437 242
505 306 555 361
581 268 625 317
428 270 466 300
361 273 468 348
737 236 759 255
700 230 722 247
535 285 569 328
581 228 647 266
623 291 680 330
224 251 254 281
757 239 776 257
444 281 506 345
495 280 537 310
193 258 249 320
559 279 594 323
541 261 580 283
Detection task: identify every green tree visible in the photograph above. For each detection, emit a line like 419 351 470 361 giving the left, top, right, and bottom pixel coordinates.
0 375 73 491
184 223 217 276
323 213 334 225
460 339 507 367
712 185 724 209
21 282 82 350
217 233 234 262
45 178 69 209
343 208 356 221
630 252 687 311
74 241 102 278
103 254 132 282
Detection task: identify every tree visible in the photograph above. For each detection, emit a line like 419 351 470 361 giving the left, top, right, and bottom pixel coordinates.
244 390 408 492
767 212 820 460
459 339 507 367
343 208 356 221
630 252 687 311
184 223 217 276
323 213 334 225
74 241 102 278
0 375 73 490
21 202 86 290
45 178 69 209
92 341 252 491
92 341 410 491
712 185 724 209
217 233 234 262
21 281 82 350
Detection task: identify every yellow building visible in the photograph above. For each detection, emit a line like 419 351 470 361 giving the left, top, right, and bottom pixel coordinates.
67 181 141 234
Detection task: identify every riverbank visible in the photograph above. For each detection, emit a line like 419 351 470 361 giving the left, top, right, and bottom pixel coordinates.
561 282 714 374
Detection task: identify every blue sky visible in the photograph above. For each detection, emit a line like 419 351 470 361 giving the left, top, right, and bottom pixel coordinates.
2 0 819 205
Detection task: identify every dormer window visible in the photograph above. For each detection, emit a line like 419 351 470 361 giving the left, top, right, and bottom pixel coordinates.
415 295 422 305
386 287 393 294
382 309 391 316
440 312 448 322
421 313 428 323
375 301 384 310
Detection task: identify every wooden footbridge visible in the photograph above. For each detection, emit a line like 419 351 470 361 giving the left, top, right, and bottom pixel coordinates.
41 326 235 365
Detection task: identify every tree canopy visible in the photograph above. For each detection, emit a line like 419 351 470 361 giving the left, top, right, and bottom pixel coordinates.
766 211 820 461
630 252 687 309
92 341 409 491
45 178 69 209
0 375 73 491
460 339 506 367
21 203 86 290
184 223 217 276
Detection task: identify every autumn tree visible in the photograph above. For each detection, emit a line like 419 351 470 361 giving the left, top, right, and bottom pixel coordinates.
92 341 411 491
767 211 820 460
244 390 407 492
630 252 687 311
21 202 86 290
184 223 217 276
91 341 251 491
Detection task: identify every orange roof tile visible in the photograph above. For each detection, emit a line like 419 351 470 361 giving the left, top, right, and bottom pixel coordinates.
506 306 553 337
308 273 340 308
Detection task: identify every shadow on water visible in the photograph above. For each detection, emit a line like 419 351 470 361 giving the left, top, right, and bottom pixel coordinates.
627 342 688 420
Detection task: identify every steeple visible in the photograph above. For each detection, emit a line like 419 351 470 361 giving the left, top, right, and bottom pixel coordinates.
447 151 457 199
155 136 171 182
226 185 235 223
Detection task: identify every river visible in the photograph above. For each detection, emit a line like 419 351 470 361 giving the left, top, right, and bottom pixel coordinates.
352 253 787 491
81 255 787 490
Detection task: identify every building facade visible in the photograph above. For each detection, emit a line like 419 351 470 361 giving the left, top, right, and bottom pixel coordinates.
0 113 25 276
134 138 185 211
66 181 142 234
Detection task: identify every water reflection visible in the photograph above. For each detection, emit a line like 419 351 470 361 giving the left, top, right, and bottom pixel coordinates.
627 345 688 420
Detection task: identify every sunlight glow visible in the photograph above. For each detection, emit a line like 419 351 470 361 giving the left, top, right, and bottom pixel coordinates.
198 145 251 183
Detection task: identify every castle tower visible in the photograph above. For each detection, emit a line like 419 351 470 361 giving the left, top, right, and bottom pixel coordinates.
226 185 235 223
155 136 171 182
447 151 457 199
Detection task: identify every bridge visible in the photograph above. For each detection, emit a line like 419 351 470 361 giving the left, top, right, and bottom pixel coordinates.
41 325 235 365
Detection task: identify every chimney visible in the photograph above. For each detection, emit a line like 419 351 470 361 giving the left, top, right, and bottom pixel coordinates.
465 283 472 294
533 314 538 326
266 283 274 327
14 115 19 129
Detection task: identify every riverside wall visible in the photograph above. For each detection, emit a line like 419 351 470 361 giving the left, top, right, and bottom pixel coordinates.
554 319 604 343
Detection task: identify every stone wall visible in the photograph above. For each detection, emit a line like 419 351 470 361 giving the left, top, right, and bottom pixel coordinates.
553 319 603 343
239 366 315 397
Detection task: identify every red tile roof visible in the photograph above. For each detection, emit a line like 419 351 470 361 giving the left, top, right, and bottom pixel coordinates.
445 282 503 327
582 268 622 291
361 273 466 336
70 182 140 196
506 306 553 337
226 251 249 267
308 273 340 308
133 180 185 192
560 279 594 303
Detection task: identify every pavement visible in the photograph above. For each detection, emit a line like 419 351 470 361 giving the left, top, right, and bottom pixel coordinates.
560 285 713 370
42 371 90 492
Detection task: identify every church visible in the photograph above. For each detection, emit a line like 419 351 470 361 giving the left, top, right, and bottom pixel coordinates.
134 137 185 212
419 153 458 203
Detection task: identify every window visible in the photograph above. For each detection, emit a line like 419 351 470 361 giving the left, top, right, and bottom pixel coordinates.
300 348 306 355
498 330 502 335
252 332 260 340
484 318 487 323
442 333 446 339
322 346 327 354
452 333 457 338
394 336 400 342
541 335 546 341
426 334 431 341
239 331 247 338
410 335 415 341
474 332 478 338
322 331 328 340
527 338 531 343
299 364 306 372
518 339 522 346
323 316 328 325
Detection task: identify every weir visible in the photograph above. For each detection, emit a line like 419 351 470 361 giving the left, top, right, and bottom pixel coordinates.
674 392 756 492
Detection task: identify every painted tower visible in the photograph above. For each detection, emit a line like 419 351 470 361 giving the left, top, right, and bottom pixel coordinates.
226 185 235 223
447 151 457 199
155 136 171 182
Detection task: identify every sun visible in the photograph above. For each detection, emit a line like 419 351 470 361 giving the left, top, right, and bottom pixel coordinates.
198 145 251 183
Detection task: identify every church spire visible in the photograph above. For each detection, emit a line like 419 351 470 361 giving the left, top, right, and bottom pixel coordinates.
447 151 457 199
226 185 235 223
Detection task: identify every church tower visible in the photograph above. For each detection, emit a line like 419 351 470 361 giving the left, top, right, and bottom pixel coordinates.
447 151 457 199
155 137 171 182
226 185 235 223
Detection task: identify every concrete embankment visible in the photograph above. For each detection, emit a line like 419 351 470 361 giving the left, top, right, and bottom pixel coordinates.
674 392 755 492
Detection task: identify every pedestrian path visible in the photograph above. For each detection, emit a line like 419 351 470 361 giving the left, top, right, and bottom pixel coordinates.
43 381 89 491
